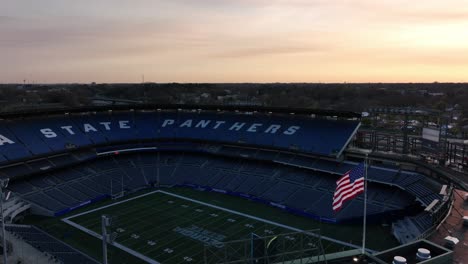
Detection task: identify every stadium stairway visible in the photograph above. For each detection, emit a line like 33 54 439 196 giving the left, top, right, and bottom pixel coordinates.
392 213 433 244
6 224 100 264
2 196 31 223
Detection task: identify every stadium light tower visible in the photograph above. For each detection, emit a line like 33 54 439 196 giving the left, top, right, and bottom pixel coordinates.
101 215 111 264
101 214 117 264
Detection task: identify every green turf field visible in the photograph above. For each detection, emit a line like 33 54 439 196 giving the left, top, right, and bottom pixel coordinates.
63 190 350 264
24 187 399 264
65 192 338 263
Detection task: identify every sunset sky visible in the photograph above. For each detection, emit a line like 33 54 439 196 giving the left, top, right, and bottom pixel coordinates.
2 0 468 83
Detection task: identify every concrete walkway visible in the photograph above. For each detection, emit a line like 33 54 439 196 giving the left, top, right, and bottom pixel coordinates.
429 189 468 264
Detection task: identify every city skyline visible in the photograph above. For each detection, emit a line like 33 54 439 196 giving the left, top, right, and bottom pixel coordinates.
2 0 468 83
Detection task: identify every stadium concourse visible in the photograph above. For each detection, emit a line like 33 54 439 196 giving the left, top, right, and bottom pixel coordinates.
0 105 457 263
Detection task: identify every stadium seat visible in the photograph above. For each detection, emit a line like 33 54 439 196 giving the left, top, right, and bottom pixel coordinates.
5 150 432 227
5 225 99 264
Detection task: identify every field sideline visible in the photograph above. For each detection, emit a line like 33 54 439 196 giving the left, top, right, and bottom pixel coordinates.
22 187 399 263
63 190 365 263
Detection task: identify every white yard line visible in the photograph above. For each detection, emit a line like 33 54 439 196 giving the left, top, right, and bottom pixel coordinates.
62 189 371 264
62 217 160 264
157 190 366 252
63 189 161 221
62 190 162 264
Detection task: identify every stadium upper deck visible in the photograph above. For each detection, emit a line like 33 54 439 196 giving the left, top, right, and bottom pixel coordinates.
0 105 454 261
0 105 361 164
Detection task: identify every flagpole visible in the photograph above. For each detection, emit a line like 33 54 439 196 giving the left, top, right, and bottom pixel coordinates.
362 154 368 255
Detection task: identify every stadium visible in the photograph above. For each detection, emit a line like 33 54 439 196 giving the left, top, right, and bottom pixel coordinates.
0 104 462 264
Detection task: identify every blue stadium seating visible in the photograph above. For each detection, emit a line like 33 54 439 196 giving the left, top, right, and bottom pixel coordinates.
5 150 436 236
0 163 33 178
256 149 279 160
261 182 298 203
213 172 238 189
275 155 444 209
396 172 423 186
285 188 323 210
52 169 84 181
69 181 100 197
79 178 108 195
235 175 261 194
6 224 99 264
45 189 78 206
28 176 54 188
0 126 32 160
0 110 447 247
60 185 92 201
413 213 432 231
249 179 276 197
0 112 360 163
224 173 248 192
7 181 35 194
71 115 108 145
41 116 94 147
48 153 80 167
392 212 433 244
9 118 68 152
367 167 398 183
25 192 66 211
26 158 53 171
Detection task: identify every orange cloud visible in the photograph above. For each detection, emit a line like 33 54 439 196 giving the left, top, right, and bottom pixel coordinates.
1 0 468 83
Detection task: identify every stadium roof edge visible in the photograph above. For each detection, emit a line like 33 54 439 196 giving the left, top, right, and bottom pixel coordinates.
0 104 361 119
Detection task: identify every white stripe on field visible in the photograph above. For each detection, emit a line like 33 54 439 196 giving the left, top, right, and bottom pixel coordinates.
62 218 160 264
62 189 375 264
157 190 369 251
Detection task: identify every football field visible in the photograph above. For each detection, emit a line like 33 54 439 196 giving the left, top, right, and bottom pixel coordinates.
62 190 360 264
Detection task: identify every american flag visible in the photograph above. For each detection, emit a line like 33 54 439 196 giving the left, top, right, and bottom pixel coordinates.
333 162 366 212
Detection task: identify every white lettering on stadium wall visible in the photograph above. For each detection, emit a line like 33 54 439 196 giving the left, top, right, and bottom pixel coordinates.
0 134 15 146
0 119 301 146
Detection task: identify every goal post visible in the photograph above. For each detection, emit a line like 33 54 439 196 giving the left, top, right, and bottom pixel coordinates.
110 178 125 200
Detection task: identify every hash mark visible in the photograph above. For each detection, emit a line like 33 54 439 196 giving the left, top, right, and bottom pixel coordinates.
183 256 193 262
